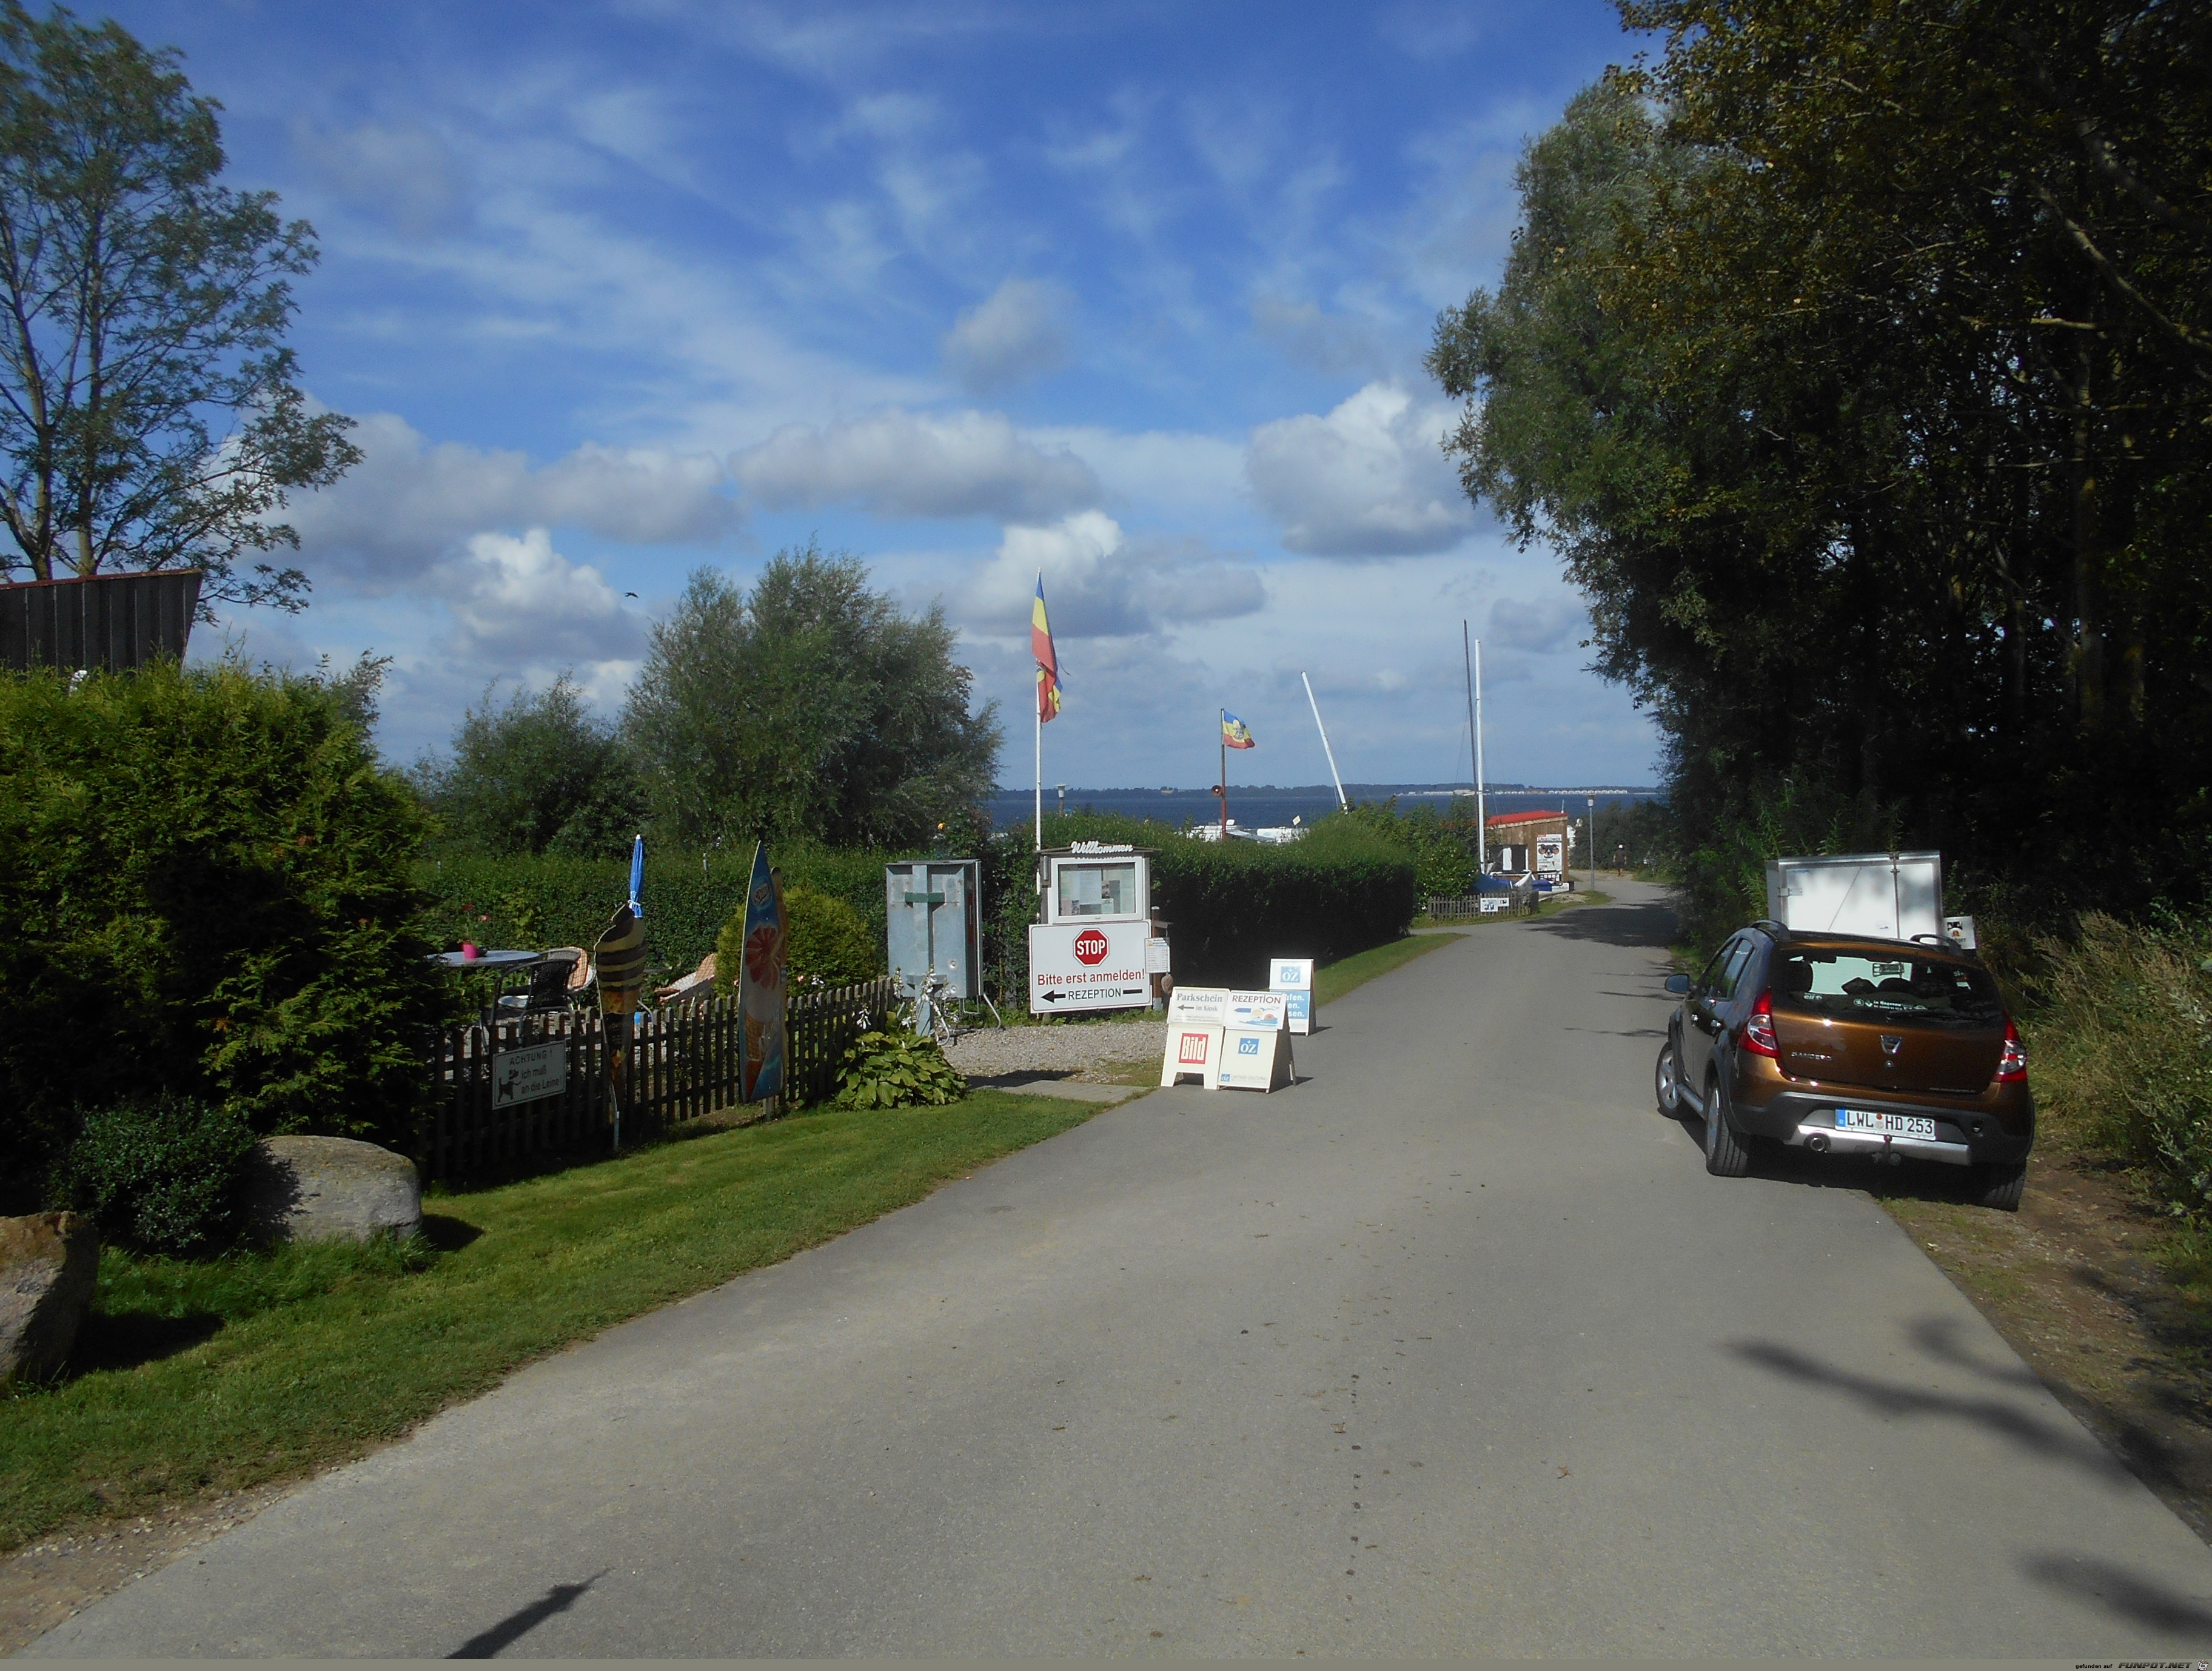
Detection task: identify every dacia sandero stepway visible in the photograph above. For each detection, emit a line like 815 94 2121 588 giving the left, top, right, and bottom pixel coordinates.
1654 920 2033 1209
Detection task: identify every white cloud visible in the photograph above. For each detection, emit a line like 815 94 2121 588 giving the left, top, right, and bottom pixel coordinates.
964 511 1265 640
943 278 1074 393
291 119 468 238
436 528 645 664
288 412 736 583
1245 381 1473 557
733 409 1100 521
1487 594 1586 654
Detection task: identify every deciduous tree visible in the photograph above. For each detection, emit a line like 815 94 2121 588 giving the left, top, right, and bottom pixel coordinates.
0 2 357 609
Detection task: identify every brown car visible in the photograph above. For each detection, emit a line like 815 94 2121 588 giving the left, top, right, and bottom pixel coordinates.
1654 920 2033 1209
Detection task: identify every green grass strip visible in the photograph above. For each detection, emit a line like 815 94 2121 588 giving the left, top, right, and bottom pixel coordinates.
1313 931 1466 1006
0 1090 1094 1555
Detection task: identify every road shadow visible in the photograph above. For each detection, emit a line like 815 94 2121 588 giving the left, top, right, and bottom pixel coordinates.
1527 898 1677 949
1726 1334 2133 1485
2019 1552 2212 1636
449 1570 606 1658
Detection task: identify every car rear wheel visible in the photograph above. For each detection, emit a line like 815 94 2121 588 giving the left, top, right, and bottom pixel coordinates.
1703 1071 1752 1177
1971 1160 2026 1212
1655 1038 1683 1117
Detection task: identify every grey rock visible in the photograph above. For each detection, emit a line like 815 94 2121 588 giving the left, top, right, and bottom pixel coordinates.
247 1137 422 1245
0 1212 99 1385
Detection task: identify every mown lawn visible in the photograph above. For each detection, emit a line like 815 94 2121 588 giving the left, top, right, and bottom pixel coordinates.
0 1089 1093 1555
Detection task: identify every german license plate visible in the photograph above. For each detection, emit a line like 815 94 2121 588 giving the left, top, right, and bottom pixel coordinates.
1835 1108 1936 1140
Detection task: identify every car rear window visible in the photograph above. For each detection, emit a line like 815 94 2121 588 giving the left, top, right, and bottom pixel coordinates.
1770 949 2003 1030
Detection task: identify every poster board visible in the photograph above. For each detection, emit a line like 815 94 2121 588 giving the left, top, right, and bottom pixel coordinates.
1161 1023 1222 1088
1216 1028 1293 1091
1270 957 1314 1035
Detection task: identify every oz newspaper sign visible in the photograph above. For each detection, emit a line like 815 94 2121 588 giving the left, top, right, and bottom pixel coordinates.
1028 920 1151 1014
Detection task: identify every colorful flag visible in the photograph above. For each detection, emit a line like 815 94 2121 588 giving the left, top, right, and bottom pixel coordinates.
1032 573 1061 723
1222 711 1256 750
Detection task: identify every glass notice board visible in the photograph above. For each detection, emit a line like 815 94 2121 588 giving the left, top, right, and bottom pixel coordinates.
1043 852 1151 924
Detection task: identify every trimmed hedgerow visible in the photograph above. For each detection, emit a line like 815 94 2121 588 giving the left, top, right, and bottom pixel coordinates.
0 662 450 1208
416 811 1417 1016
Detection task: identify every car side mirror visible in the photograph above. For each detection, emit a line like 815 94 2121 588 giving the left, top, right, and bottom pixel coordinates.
1664 974 1691 994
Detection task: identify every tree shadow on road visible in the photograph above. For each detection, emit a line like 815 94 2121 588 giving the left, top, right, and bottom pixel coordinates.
1526 898 1677 949
1726 1331 2134 1485
2017 1553 2212 1637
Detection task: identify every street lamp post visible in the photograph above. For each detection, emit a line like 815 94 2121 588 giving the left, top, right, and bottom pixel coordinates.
1587 794 1597 892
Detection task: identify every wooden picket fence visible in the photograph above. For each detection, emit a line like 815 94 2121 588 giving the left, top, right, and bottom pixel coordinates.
423 977 897 1184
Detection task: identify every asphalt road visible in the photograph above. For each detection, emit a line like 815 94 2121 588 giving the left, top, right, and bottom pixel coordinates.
32 882 2212 1656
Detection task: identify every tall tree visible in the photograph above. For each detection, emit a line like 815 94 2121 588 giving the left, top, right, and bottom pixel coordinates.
625 545 1003 849
414 674 644 858
0 2 357 609
1430 3 2212 933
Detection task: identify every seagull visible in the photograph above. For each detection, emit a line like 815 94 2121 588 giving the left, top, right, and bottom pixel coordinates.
625 591 638 598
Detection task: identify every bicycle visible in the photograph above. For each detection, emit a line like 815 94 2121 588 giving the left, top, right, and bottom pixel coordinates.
894 965 962 1050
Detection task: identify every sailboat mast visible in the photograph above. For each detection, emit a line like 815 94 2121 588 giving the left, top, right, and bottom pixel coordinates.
1302 671 1347 811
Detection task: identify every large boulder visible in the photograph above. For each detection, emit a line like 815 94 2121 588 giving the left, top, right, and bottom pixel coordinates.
1 1212 99 1385
246 1137 422 1245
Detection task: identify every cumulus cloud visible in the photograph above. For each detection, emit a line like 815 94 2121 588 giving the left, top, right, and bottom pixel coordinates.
291 119 467 238
288 412 736 584
1245 381 1473 557
435 529 645 664
942 278 1074 392
1487 594 1586 654
964 511 1265 640
733 408 1099 521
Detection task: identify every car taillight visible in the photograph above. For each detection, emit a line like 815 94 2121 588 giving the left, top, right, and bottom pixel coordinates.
1995 1017 2028 1084
1742 990 1779 1057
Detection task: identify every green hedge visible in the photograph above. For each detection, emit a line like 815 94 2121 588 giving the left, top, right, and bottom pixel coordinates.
1019 811 1417 989
416 846 895 982
417 812 1417 1008
0 663 449 1208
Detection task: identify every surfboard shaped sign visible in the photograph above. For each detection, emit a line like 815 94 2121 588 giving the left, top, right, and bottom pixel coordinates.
737 842 788 1102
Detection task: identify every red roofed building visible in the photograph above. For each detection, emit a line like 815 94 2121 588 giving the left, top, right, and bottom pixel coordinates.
1486 809 1570 877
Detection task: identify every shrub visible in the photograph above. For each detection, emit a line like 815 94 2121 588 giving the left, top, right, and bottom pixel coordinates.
0 661 451 1205
834 1030 967 1108
2029 911 2212 1221
55 1096 256 1256
714 882 880 994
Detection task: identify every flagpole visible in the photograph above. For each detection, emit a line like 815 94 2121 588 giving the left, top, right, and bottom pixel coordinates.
1034 673 1043 892
1473 634 1487 872
1219 709 1228 839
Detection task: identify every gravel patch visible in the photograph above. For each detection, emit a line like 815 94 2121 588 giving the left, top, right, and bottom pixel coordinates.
945 1017 1164 1083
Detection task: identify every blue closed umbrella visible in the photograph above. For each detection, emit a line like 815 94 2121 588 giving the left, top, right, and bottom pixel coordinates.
628 834 645 918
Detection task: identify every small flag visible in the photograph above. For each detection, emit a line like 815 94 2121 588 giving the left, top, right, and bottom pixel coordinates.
1032 573 1062 723
1222 711 1256 750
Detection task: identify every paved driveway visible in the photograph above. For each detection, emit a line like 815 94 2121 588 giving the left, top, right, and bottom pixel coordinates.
32 882 2212 1656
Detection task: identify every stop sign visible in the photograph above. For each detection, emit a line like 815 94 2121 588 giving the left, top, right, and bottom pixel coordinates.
1073 928 1110 965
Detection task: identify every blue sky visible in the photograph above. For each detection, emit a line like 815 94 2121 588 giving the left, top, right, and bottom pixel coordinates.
120 0 1662 789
